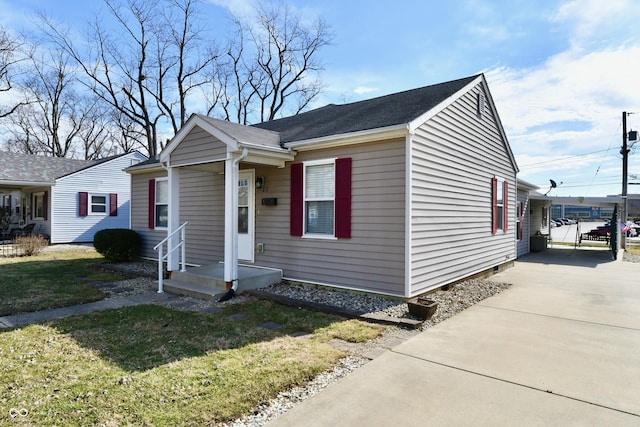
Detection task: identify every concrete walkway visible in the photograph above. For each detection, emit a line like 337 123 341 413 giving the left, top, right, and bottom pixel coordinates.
267 248 640 426
0 292 172 329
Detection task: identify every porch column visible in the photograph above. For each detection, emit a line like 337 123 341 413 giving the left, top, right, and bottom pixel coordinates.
224 156 239 289
167 166 181 272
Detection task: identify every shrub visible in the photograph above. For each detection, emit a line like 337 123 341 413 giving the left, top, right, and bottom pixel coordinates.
14 235 48 256
93 228 141 262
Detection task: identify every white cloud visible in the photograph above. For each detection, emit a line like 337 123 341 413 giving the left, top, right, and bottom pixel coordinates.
353 86 377 95
205 0 255 17
552 0 633 46
485 0 640 196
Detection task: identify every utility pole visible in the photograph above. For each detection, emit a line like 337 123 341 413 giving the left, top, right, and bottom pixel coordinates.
621 111 629 249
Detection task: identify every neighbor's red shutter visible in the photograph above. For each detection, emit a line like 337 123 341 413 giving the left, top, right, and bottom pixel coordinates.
30 193 33 220
43 191 48 220
290 163 303 236
79 192 88 217
148 179 156 229
109 193 118 216
503 181 509 232
491 177 497 234
335 158 352 239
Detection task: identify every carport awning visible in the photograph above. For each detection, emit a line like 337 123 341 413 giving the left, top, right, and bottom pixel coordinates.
529 195 623 208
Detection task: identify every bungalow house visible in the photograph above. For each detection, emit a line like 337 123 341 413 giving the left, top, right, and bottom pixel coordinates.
127 74 518 299
0 151 147 243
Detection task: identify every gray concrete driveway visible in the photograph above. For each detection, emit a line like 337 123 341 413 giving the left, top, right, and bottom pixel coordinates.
267 248 640 426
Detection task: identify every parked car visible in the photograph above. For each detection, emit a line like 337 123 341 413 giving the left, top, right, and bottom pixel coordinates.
553 218 565 226
561 218 576 224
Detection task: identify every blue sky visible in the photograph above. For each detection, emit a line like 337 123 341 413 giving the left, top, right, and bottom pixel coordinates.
2 0 640 197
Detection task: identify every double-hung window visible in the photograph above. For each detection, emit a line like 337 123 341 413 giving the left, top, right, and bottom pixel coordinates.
90 194 107 214
304 160 335 236
155 179 168 229
290 158 351 239
491 177 508 234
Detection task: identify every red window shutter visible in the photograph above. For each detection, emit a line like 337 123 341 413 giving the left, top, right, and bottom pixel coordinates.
503 181 509 232
109 193 118 216
148 179 156 229
43 191 48 220
290 164 303 236
491 177 497 234
79 192 88 217
335 158 352 238
30 193 33 220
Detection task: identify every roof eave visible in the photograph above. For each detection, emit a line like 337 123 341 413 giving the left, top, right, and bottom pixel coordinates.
284 124 408 151
0 180 54 187
125 161 164 174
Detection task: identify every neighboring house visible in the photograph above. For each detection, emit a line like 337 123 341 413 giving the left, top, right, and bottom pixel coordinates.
517 180 625 255
128 74 518 298
516 179 538 257
0 151 147 243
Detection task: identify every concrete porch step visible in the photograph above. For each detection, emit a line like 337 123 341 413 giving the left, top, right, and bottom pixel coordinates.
163 263 282 300
163 279 227 300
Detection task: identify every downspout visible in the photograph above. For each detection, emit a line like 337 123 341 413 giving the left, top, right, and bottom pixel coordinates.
218 148 249 302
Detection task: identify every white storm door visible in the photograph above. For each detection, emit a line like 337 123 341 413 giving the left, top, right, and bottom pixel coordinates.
238 170 255 262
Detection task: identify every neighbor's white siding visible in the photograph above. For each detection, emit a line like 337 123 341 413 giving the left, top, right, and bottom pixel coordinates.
409 83 517 296
50 152 146 243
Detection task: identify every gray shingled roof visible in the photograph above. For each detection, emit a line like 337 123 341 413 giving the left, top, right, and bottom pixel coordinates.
196 115 282 149
0 152 125 184
253 75 479 143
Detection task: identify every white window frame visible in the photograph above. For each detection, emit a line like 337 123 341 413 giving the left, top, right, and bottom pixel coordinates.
33 192 45 220
155 178 168 229
303 158 337 239
496 178 505 232
88 193 108 215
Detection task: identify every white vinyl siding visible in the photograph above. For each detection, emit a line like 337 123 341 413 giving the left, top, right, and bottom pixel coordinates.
409 83 516 296
50 152 146 243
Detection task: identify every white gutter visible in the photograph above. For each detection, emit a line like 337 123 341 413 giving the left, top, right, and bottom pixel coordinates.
0 180 54 187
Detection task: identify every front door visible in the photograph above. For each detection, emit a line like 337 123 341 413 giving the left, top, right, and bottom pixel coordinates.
238 170 255 262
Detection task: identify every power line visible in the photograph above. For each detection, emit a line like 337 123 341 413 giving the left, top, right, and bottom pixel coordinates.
520 148 615 167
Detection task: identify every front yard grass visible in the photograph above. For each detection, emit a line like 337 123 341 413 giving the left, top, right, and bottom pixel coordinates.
1 300 383 426
0 249 121 316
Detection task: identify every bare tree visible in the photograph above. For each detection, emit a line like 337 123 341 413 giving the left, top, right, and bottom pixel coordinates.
5 48 112 159
41 0 220 158
216 3 332 124
36 0 331 157
0 27 29 118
